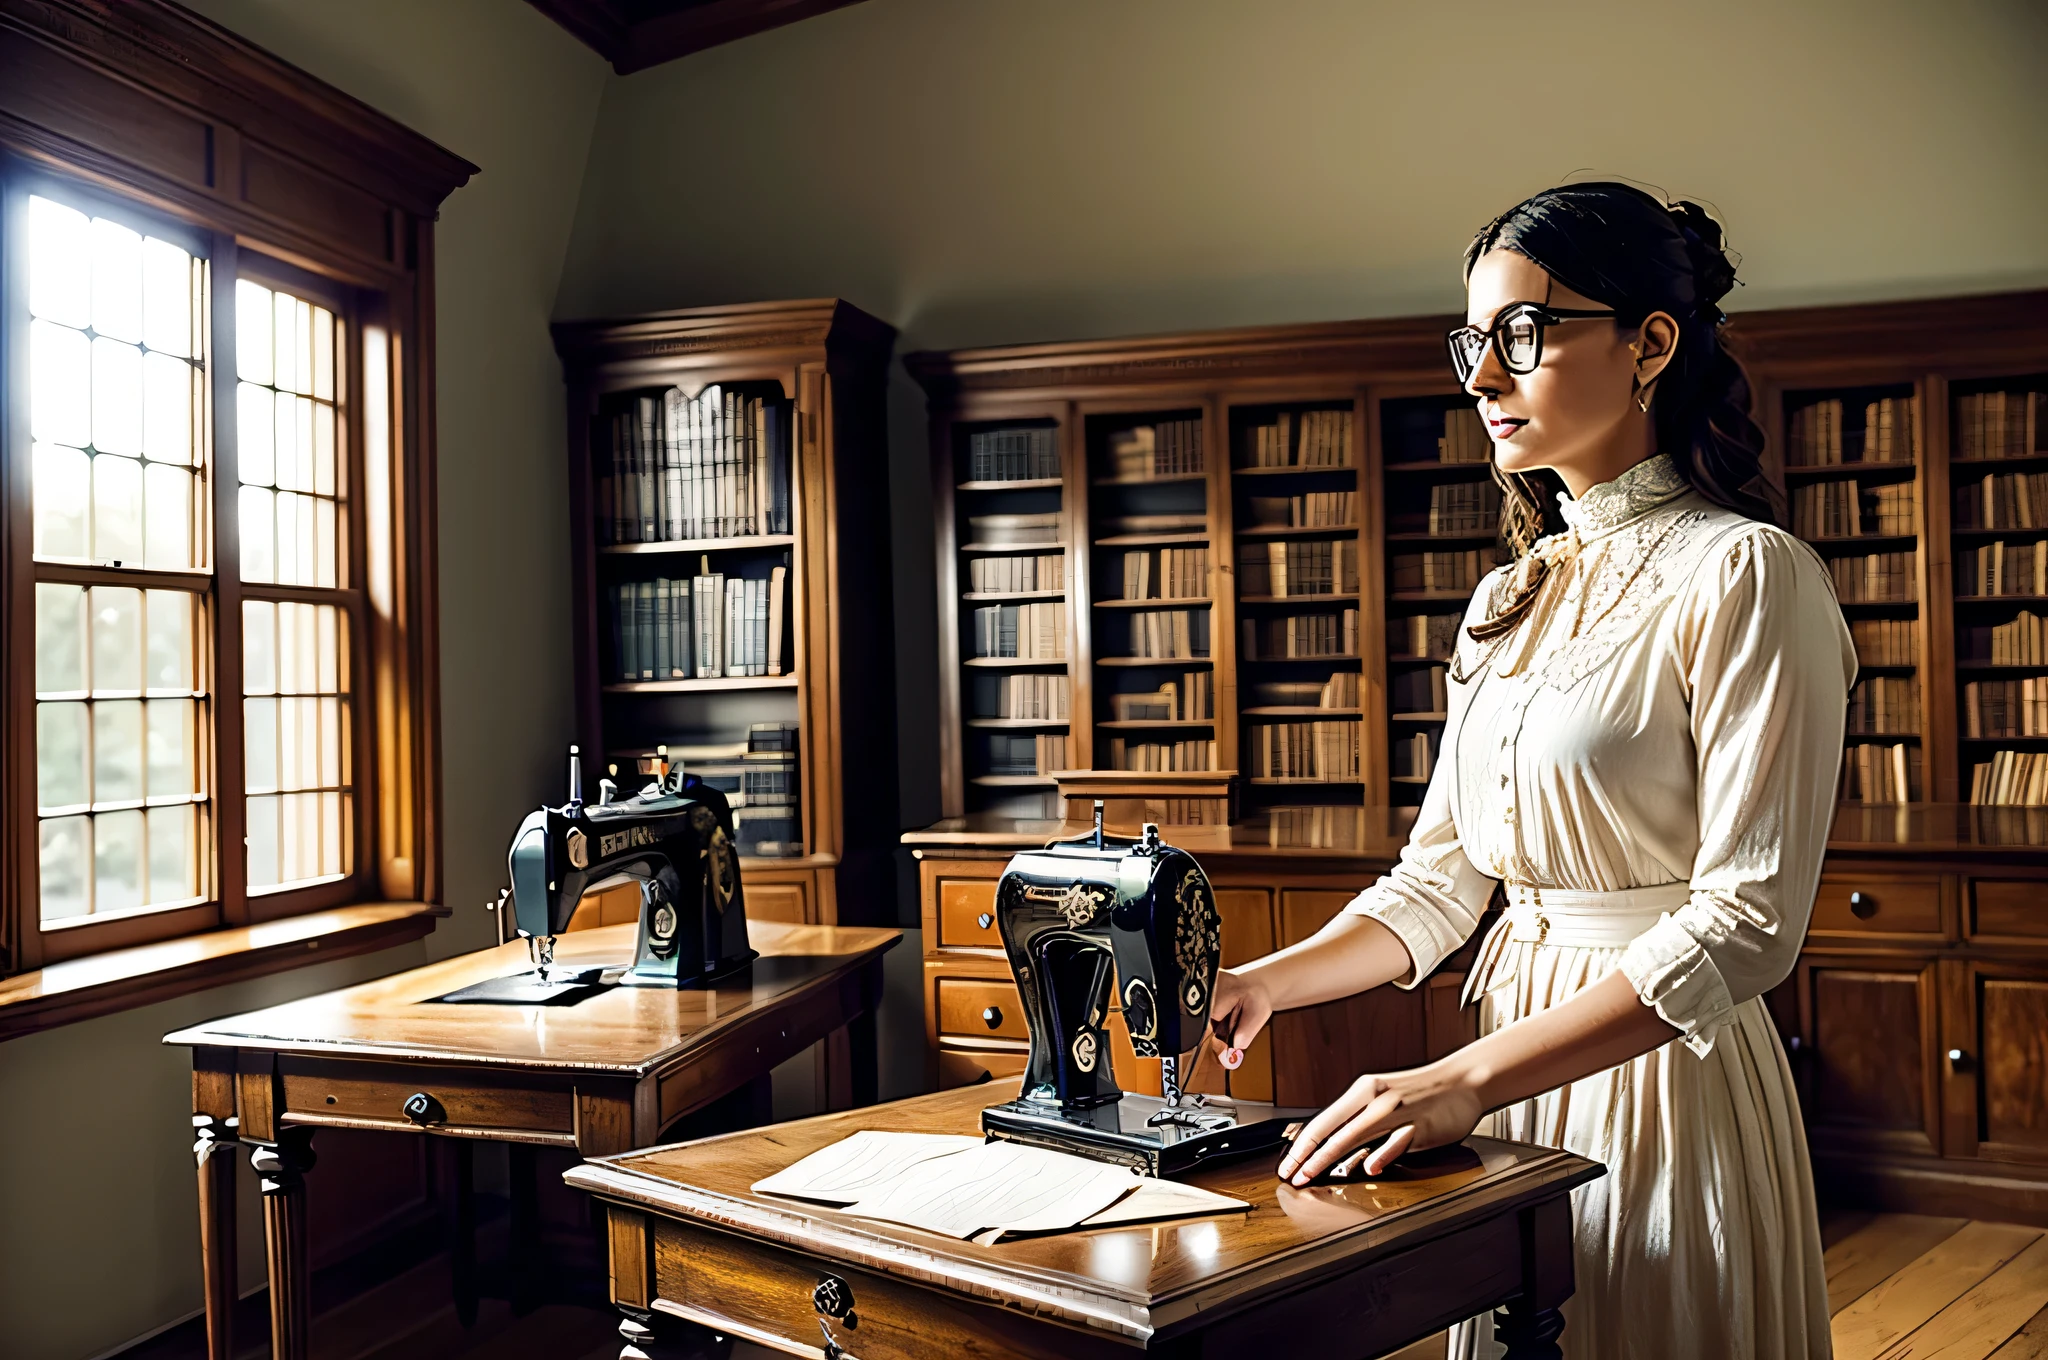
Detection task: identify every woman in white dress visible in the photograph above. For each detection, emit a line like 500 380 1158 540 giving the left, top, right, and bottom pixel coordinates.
1209 183 1851 1358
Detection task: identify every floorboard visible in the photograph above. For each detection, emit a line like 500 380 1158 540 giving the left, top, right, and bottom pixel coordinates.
1876 1234 2048 1360
1829 1216 1972 1315
1990 1304 2048 1358
1834 1222 2046 1360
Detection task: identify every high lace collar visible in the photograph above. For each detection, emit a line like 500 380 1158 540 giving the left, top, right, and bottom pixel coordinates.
1556 453 1690 539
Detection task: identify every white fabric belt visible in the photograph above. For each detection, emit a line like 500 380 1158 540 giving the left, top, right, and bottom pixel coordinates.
1462 881 1693 1008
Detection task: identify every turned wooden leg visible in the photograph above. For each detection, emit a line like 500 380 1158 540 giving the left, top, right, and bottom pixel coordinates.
1494 1301 1566 1360
508 1142 541 1315
449 1140 479 1327
847 1003 879 1110
251 1128 318 1360
193 1115 239 1360
1497 1195 1574 1360
619 1308 728 1359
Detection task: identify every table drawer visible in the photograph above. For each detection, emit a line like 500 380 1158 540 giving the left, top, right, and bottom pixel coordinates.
1970 880 2048 940
1809 876 1944 938
934 977 1026 1041
936 876 1003 950
279 1059 575 1138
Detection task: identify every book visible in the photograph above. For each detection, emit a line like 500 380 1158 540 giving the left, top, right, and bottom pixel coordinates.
1403 612 1462 659
972 672 1071 720
1107 737 1216 772
598 385 794 545
1970 749 2048 806
1439 408 1489 464
1238 540 1357 597
767 564 788 675
1241 610 1357 659
1390 549 1500 594
1829 552 1918 603
972 602 1067 659
1843 741 1920 804
968 553 1064 593
1242 409 1353 469
1429 481 1502 534
1849 618 1917 668
1847 675 1920 735
1965 678 2048 739
1247 720 1360 781
1122 609 1209 659
967 427 1059 482
1954 472 2048 530
1955 390 2046 461
966 513 1060 546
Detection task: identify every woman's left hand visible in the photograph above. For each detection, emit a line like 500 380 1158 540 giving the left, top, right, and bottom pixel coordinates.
1275 1060 1487 1185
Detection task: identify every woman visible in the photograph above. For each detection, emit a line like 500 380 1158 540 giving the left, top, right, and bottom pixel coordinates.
1211 183 1851 1358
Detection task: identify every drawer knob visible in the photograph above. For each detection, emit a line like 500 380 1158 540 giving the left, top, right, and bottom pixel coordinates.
1948 1047 1973 1073
977 912 994 931
1849 891 1877 919
813 1275 856 1319
402 1092 447 1126
982 1006 1003 1030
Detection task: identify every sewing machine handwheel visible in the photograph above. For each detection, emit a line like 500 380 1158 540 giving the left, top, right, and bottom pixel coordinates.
982 1006 1002 1029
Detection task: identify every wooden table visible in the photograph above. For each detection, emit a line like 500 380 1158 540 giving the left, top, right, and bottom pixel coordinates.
164 920 900 1360
566 1080 1605 1360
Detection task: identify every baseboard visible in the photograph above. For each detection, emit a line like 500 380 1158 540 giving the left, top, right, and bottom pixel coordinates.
1815 1151 2048 1226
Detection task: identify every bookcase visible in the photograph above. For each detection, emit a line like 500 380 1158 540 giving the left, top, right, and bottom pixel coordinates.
551 300 900 927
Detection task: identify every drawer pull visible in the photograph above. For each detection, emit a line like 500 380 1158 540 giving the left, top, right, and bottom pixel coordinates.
402 1092 447 1126
1948 1047 1973 1073
1849 891 1877 920
982 1006 1003 1030
977 912 994 931
813 1276 856 1319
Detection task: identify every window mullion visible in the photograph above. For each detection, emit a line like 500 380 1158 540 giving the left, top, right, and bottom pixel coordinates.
208 233 249 927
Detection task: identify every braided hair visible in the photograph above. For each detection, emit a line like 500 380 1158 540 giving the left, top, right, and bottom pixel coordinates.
1463 182 1776 555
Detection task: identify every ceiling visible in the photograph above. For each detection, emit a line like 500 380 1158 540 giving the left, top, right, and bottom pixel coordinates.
526 0 866 74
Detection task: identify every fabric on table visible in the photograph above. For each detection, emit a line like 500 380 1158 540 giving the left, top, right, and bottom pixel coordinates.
1341 453 1852 1360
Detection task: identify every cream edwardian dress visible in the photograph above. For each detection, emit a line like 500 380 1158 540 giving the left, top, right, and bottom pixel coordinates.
1345 453 1853 1359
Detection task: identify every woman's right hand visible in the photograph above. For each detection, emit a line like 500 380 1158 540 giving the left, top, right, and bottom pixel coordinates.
1207 966 1273 1058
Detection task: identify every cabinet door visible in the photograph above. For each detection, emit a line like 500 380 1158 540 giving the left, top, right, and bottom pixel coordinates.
1939 961 2048 1167
1184 888 1277 1103
1796 957 1940 1156
1270 890 1429 1107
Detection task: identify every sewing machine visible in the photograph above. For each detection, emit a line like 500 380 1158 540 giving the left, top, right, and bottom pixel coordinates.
980 806 1314 1176
461 747 756 1002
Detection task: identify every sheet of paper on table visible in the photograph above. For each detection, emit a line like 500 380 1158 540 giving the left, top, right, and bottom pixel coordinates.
751 1130 1250 1241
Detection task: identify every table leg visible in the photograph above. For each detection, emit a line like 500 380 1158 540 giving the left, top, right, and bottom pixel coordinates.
847 1002 879 1110
449 1140 479 1327
619 1308 727 1359
193 1115 238 1360
251 1128 318 1360
508 1143 541 1315
1494 1301 1565 1359
1497 1195 1573 1360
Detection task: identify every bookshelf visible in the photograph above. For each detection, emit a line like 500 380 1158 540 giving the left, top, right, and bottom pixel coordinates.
552 300 900 927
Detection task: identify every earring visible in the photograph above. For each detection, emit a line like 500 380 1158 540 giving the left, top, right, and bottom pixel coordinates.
1634 381 1653 414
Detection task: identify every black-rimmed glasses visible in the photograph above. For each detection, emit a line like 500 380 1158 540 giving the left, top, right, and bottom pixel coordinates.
1446 303 1618 386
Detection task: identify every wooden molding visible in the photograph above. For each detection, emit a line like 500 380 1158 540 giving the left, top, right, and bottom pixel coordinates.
525 0 866 75
551 297 894 371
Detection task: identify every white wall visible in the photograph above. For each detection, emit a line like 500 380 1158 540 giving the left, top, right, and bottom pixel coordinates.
0 4 607 1356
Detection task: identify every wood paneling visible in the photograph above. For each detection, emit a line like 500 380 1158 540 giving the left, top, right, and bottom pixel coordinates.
0 31 213 186
1812 876 1946 940
936 876 1001 949
1213 887 1275 1103
1809 964 1939 1152
1974 882 2048 942
934 976 1026 1042
743 881 810 926
241 143 391 263
1984 977 2048 1155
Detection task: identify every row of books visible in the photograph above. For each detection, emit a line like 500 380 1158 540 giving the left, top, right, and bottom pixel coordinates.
1244 492 1354 529
967 553 1063 593
1247 721 1361 781
605 568 787 681
1392 549 1501 595
974 672 1070 720
1391 665 1449 715
1149 798 1228 827
972 602 1066 659
1966 679 2048 739
1108 738 1216 772
1958 540 2048 598
1117 548 1209 600
988 733 1071 776
1101 513 1205 536
1239 540 1358 597
1108 420 1203 478
1971 750 2048 806
1251 673 1359 709
1393 730 1436 780
968 426 1059 482
1244 409 1353 468
1790 480 1916 539
599 386 791 544
967 512 1060 547
1438 408 1490 465
1258 805 1367 850
1846 675 1920 735
1244 611 1358 659
1428 482 1502 534
1831 552 1918 604
1955 390 2046 461
664 730 798 812
1956 472 2048 530
1969 610 2048 666
1850 618 1917 668
1785 396 1918 467
1110 672 1212 720
1119 609 1210 660
1843 741 1920 804
1399 613 1462 660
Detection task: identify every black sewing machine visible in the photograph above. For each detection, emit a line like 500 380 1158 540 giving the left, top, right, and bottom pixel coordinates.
445 747 756 1003
980 806 1314 1176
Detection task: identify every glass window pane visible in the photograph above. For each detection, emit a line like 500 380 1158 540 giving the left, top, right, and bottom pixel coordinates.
31 318 91 449
38 816 91 921
92 452 144 565
275 491 304 586
273 391 299 490
293 396 315 491
239 485 275 582
36 585 86 696
36 702 89 811
313 308 335 401
94 809 144 913
317 604 340 693
91 336 143 455
143 351 193 465
237 280 273 386
143 463 194 571
147 803 197 905
238 382 275 486
290 696 316 789
91 217 144 345
93 699 144 804
245 696 278 793
142 236 194 359
314 499 337 589
32 443 90 559
28 196 91 328
321 793 344 877
319 696 341 787
243 601 277 694
247 794 279 888
146 590 196 693
288 792 318 881
314 402 336 496
146 698 196 799
90 586 143 694
275 292 299 395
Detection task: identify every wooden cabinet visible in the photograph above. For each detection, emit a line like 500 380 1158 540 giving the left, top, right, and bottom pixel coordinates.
1788 955 1942 1155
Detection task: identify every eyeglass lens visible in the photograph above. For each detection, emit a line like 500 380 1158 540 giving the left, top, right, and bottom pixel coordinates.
1449 308 1546 384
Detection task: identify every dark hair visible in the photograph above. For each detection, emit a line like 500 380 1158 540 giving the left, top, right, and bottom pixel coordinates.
1464 181 1777 554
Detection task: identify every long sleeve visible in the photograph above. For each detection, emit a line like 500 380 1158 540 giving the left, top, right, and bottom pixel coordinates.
1342 756 1498 986
1618 526 1854 1056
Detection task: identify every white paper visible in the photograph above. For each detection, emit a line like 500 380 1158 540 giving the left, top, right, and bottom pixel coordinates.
749 1131 984 1204
1081 1177 1249 1228
841 1139 1139 1240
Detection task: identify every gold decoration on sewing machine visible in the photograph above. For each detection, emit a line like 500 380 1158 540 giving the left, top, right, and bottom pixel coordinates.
1172 870 1221 1013
1072 1030 1099 1073
566 827 589 870
707 825 737 913
1024 881 1110 929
